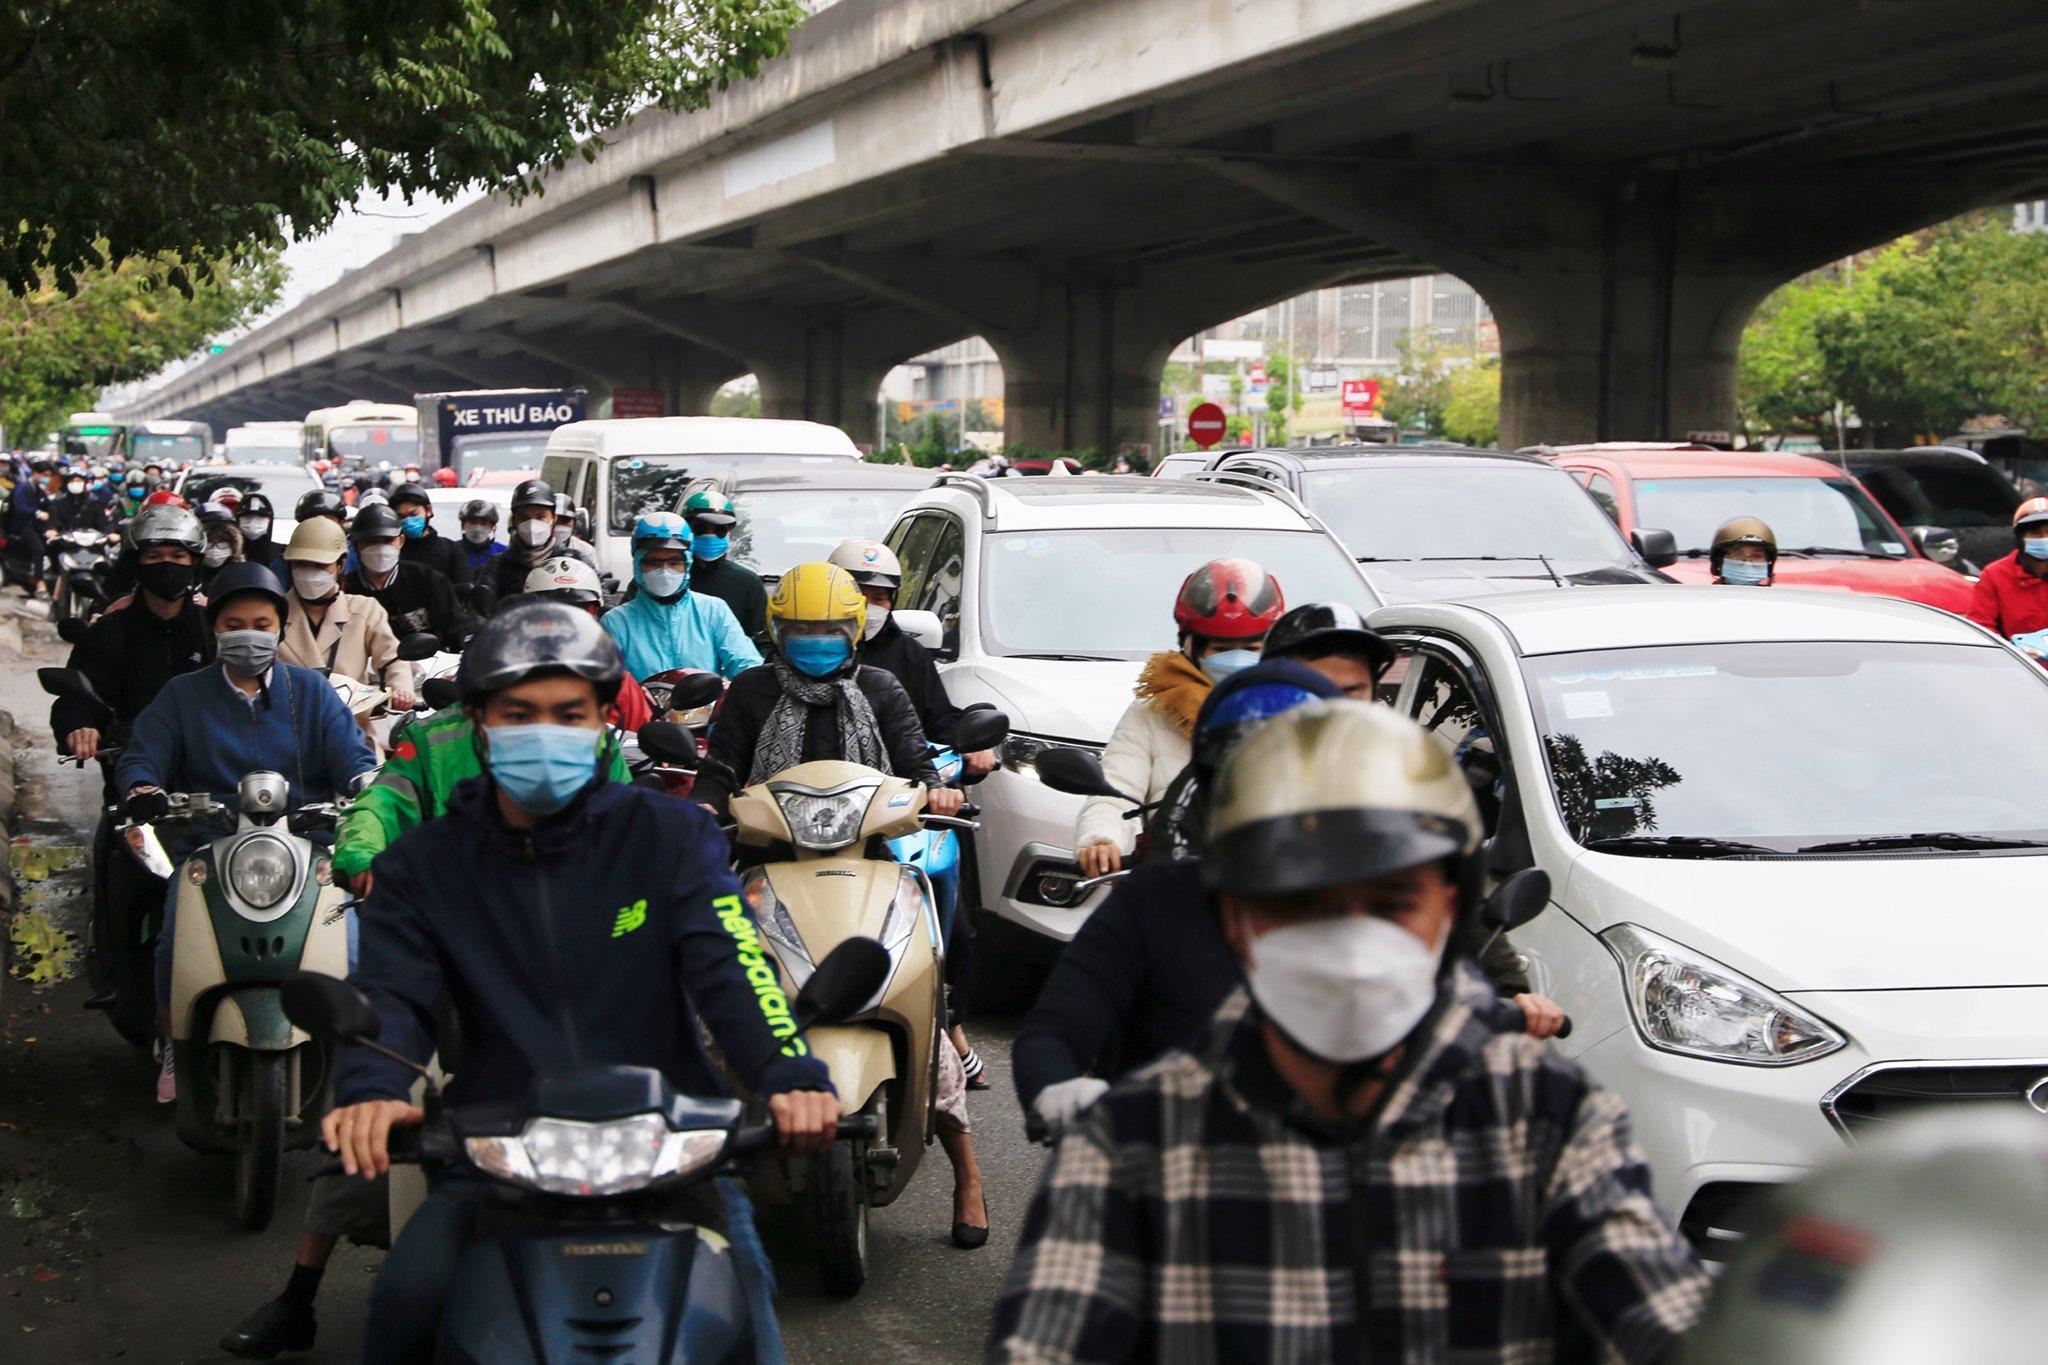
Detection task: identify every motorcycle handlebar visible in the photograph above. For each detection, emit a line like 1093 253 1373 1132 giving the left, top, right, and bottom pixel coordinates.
1474 995 1573 1040
729 1113 881 1157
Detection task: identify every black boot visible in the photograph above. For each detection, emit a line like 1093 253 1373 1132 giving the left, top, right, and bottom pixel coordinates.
220 1297 316 1360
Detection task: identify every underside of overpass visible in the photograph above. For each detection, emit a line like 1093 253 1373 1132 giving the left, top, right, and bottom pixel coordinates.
137 0 2048 454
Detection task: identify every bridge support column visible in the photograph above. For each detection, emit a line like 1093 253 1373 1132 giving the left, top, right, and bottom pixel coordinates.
985 274 1178 458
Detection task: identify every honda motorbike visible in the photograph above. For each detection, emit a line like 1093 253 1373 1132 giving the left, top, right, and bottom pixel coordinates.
279 938 892 1362
698 706 1009 1294
46 527 110 625
165 771 356 1229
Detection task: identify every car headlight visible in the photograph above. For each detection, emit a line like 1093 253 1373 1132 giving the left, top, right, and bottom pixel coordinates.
1601 923 1845 1066
464 1113 728 1197
1001 733 1099 781
743 867 812 988
770 782 876 852
228 835 296 909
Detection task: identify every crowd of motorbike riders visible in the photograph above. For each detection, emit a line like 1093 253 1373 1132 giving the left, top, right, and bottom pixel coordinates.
14 441 1985 1361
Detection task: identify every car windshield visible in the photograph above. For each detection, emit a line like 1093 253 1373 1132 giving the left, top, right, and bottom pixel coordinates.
183 470 316 509
131 433 206 463
327 424 419 465
1853 460 2017 529
729 487 923 575
1634 475 1909 559
1524 641 2048 852
608 453 849 533
982 527 1374 658
450 431 552 478
1301 465 1632 561
220 443 301 466
63 429 123 460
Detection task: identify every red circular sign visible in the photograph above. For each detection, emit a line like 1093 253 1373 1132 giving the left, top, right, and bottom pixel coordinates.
1188 402 1227 449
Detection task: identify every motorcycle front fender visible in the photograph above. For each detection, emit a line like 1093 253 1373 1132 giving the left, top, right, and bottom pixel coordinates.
208 986 306 1050
805 1026 896 1117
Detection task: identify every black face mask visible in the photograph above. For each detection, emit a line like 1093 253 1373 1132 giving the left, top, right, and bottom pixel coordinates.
136 561 195 602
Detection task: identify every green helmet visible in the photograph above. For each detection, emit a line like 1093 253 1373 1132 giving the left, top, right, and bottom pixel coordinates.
681 487 737 529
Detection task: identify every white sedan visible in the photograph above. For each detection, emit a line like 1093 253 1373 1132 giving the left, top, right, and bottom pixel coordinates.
1367 586 2048 1255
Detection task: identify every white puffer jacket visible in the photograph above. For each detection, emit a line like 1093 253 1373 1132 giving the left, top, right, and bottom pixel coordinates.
1074 698 1192 856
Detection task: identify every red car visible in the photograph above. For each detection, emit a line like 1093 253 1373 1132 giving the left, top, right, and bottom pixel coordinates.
1537 444 1975 614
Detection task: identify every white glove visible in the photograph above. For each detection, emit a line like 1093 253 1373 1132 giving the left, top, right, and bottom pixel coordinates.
1032 1076 1110 1139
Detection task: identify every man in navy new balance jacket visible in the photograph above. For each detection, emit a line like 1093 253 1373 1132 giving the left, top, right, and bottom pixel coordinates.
325 599 839 1363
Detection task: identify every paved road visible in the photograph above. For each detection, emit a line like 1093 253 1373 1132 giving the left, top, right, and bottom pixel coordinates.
0 592 1046 1362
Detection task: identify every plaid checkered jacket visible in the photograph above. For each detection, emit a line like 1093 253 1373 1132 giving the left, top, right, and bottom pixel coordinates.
990 966 1710 1363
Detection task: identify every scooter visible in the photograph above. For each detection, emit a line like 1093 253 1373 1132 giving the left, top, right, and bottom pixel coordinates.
279 938 892 1361
46 526 110 625
681 706 1010 1294
164 771 356 1230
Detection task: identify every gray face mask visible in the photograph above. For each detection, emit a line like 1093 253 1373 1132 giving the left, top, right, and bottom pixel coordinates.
217 629 279 678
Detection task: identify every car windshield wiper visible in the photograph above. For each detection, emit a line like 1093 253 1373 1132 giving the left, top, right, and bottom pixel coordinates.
1007 652 1123 662
1797 832 2048 854
1407 555 1550 562
1581 834 1779 858
1783 545 1895 559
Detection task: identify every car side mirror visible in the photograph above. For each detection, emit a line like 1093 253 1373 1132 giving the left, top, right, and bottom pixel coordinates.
795 937 891 1029
635 721 699 769
1908 524 1961 566
395 632 442 661
55 616 88 644
1034 747 1138 804
950 707 1010 755
1632 527 1679 569
281 971 381 1044
892 609 943 652
420 678 462 711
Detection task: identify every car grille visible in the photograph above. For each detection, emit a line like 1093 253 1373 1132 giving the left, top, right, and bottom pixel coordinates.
1823 1063 2048 1141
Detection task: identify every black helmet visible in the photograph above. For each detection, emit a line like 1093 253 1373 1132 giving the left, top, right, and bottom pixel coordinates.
459 497 500 525
457 597 624 705
350 504 404 542
389 481 431 511
296 489 347 522
511 478 556 512
204 562 290 625
1262 601 1395 676
196 501 236 527
240 493 275 522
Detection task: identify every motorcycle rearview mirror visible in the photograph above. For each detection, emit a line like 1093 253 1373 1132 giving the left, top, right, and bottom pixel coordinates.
55 616 88 644
635 721 699 769
794 937 891 1030
664 671 724 713
395 631 443 661
36 666 110 715
1475 867 1552 959
281 971 382 1044
420 678 462 711
1033 746 1138 803
951 707 1010 755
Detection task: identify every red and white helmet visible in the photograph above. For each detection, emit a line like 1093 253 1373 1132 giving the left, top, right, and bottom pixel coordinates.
523 555 604 608
1174 557 1285 641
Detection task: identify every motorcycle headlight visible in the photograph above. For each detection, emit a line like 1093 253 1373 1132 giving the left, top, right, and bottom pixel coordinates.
1001 733 1098 781
1601 924 1845 1066
464 1114 728 1197
770 782 876 853
227 835 296 909
743 867 812 988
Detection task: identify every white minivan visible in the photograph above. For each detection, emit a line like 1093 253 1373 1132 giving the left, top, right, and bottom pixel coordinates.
537 417 861 582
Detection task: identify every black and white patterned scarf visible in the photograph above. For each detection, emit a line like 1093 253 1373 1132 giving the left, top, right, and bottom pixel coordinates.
747 660 890 785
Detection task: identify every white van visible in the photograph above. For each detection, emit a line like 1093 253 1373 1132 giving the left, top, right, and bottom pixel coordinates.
537 417 861 580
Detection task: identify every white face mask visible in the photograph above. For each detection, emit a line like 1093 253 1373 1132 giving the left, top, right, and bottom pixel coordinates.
516 519 552 547
1242 914 1443 1063
358 543 401 575
862 607 888 641
292 567 339 602
66 479 85 495
202 543 233 568
552 523 572 548
462 523 494 546
238 516 269 539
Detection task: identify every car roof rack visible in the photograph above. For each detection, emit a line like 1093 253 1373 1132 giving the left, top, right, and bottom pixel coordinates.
931 472 997 522
1187 467 1312 518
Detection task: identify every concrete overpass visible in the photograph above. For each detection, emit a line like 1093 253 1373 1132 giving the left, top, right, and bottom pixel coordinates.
118 0 2048 453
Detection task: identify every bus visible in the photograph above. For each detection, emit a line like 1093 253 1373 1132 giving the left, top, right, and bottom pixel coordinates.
221 421 306 466
301 400 419 471
62 412 129 462
129 419 213 467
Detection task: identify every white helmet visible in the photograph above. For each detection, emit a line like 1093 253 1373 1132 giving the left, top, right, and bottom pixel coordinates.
827 538 903 591
523 555 603 607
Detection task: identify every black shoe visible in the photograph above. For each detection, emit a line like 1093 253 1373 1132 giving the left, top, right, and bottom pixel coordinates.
220 1298 316 1360
951 1192 990 1250
961 1047 989 1091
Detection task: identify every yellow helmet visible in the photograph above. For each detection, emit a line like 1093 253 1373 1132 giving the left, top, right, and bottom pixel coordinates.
767 561 867 648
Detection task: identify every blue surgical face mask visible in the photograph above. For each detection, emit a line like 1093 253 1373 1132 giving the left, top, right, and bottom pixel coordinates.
641 566 686 600
2025 537 2048 561
692 533 730 563
784 633 852 679
1199 648 1260 683
1720 559 1771 585
485 723 600 815
400 514 427 539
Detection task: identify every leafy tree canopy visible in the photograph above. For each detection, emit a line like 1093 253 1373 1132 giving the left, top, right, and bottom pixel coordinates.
1 252 282 446
0 0 806 291
1440 360 1500 447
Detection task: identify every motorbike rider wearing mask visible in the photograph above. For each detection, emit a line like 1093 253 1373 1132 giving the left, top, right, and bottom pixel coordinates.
277 517 414 710
387 480 474 592
47 469 114 536
343 503 476 646
235 493 282 568
524 555 657 732
491 478 594 602
681 487 768 643
1969 497 2048 656
1710 516 1778 588
323 599 840 1361
455 497 505 577
599 511 761 681
116 563 377 1103
195 501 246 592
994 702 1710 1362
1074 557 1284 881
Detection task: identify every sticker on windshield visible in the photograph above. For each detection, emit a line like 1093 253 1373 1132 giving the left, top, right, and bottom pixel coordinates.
1880 542 1905 555
626 458 645 469
1562 691 1613 719
1551 664 1717 685
1594 797 1641 811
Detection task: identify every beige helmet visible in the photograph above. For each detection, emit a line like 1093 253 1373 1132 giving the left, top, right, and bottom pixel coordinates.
1203 700 1480 897
283 516 349 564
1710 515 1778 575
827 538 903 592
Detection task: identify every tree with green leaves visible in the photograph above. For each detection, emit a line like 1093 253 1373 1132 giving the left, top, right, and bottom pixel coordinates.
1441 360 1501 447
1 0 807 291
1 253 282 446
1380 335 1455 437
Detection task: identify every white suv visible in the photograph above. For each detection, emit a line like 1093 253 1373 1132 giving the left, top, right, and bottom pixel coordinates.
880 473 1382 995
